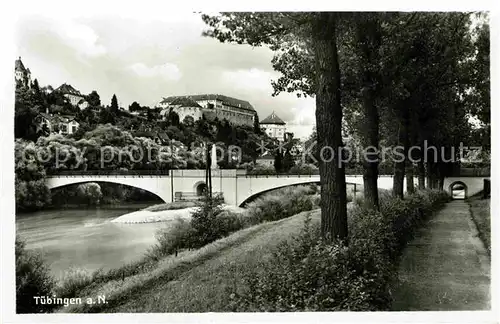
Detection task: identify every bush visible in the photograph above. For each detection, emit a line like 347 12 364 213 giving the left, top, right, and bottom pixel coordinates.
54 267 101 299
16 238 56 313
231 189 450 311
148 218 195 259
245 186 316 224
149 186 318 260
148 194 247 259
190 194 227 248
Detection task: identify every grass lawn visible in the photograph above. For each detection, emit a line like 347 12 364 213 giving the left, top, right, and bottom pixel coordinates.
60 210 320 313
468 196 491 255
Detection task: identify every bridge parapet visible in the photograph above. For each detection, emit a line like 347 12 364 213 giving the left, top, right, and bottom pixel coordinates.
47 170 170 176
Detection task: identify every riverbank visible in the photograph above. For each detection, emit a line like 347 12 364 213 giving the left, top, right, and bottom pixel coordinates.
111 203 246 224
60 209 320 313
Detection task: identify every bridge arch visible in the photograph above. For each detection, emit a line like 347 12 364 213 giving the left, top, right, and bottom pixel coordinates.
448 181 468 200
46 176 172 203
49 180 166 203
239 181 321 207
238 181 361 207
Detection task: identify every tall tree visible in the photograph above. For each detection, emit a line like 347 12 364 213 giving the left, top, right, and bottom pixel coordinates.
110 94 119 113
351 14 384 209
129 101 141 112
203 12 348 241
87 90 101 107
253 113 261 134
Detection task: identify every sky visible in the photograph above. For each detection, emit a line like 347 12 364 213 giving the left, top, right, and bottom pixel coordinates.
15 12 316 139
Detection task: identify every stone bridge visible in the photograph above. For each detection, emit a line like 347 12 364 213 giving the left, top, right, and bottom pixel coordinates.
46 170 489 206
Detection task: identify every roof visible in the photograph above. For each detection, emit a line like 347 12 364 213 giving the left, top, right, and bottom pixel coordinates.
260 111 286 125
56 83 83 96
37 113 77 123
38 112 51 120
15 57 26 72
167 97 203 108
157 132 170 141
133 131 157 138
257 152 275 159
161 94 255 112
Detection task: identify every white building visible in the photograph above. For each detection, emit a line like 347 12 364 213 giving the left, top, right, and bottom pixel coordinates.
160 97 205 122
34 112 80 135
255 153 275 167
55 83 89 110
260 111 286 140
159 94 256 126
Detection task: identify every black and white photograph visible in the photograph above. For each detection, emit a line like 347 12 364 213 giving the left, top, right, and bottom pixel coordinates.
0 1 496 323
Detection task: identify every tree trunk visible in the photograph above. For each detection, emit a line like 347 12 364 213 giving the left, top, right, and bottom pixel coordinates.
406 165 415 194
417 159 425 189
312 13 348 243
357 17 381 210
393 106 409 199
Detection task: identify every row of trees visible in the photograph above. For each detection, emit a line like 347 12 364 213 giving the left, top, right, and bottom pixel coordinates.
202 12 490 242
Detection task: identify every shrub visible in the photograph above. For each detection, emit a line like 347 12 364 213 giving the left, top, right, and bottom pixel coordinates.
54 267 101 299
245 186 316 224
148 186 318 260
16 238 56 313
149 194 247 259
214 211 245 237
231 189 450 311
190 194 226 248
148 218 195 259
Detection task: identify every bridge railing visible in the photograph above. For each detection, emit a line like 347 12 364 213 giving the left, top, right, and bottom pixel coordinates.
457 167 490 177
46 169 171 176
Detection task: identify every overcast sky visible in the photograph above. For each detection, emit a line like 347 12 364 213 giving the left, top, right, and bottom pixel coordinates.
15 12 316 139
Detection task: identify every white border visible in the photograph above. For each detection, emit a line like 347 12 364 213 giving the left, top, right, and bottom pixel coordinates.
1 0 498 323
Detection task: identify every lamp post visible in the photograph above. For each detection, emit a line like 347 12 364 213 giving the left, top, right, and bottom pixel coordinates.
205 142 213 198
170 140 174 203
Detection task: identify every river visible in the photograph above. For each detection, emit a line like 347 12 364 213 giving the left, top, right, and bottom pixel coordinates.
15 204 169 279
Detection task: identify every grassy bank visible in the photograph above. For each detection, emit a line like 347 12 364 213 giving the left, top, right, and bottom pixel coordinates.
56 189 449 312
60 211 318 312
45 186 318 311
468 195 491 255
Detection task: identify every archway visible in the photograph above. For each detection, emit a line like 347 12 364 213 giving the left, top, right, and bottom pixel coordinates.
449 181 468 200
194 182 207 196
50 181 166 205
238 181 362 207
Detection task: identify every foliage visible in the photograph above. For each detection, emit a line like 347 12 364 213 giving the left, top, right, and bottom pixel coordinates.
189 194 226 248
76 183 103 205
86 90 101 107
148 186 317 260
110 94 119 113
148 218 196 260
244 186 316 225
54 267 102 299
15 140 51 211
468 196 490 255
16 238 56 313
230 189 450 311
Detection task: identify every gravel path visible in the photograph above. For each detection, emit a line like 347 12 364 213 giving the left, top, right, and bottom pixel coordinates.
392 200 490 310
